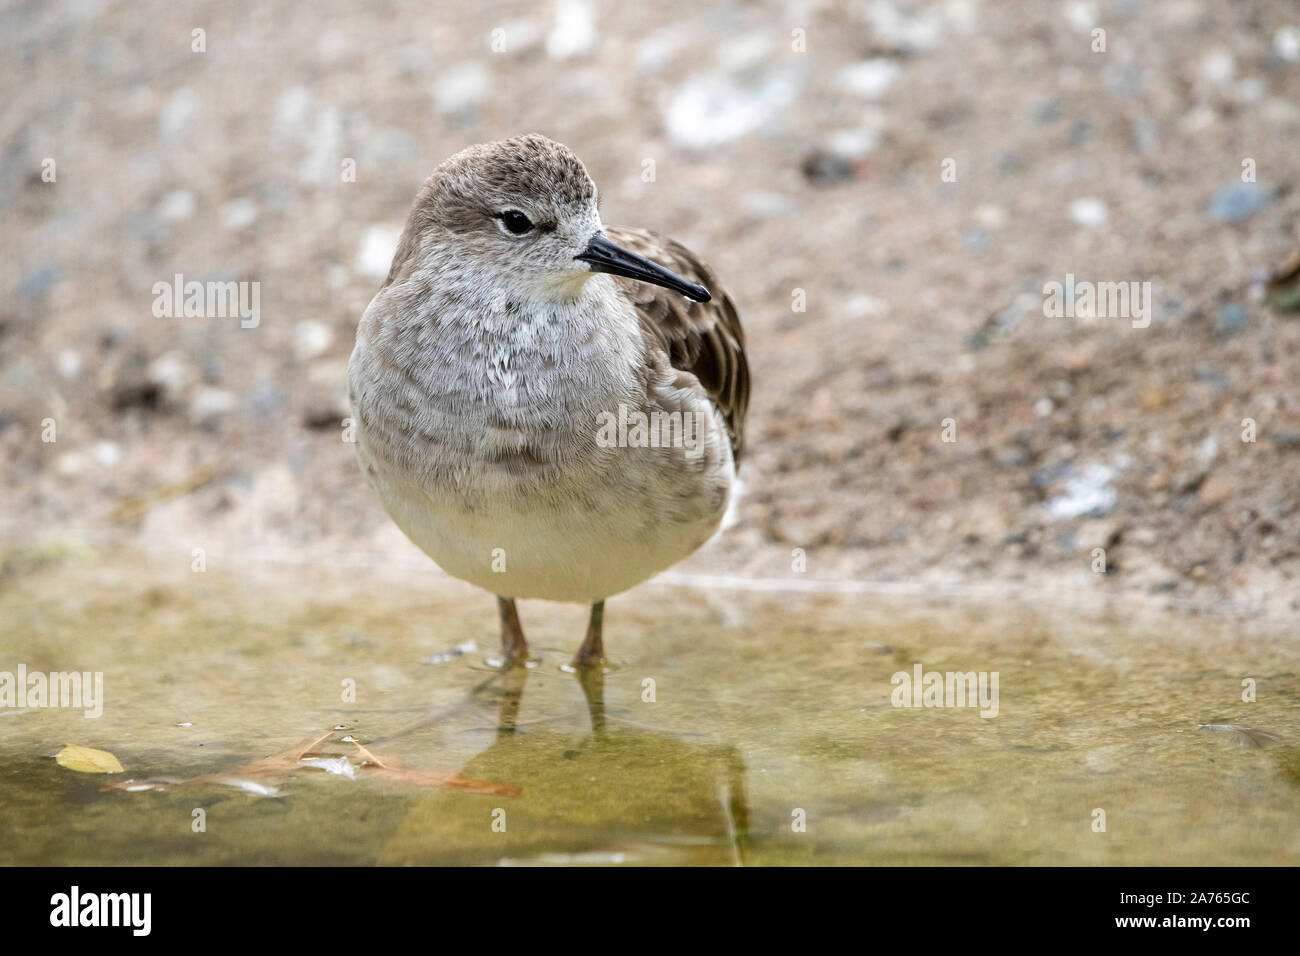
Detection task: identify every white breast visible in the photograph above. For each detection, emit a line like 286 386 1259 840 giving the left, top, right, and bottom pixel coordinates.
348 279 734 603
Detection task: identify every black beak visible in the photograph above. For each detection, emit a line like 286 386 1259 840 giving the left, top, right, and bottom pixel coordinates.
576 232 711 303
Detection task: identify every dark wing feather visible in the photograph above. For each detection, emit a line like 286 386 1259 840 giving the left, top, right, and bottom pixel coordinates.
604 226 750 465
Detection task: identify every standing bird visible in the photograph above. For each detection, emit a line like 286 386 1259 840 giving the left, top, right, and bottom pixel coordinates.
348 134 748 669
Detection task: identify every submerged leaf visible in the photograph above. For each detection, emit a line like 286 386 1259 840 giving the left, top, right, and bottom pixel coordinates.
349 739 389 768
208 777 285 797
103 778 179 792
56 744 124 774
103 728 518 797
352 742 519 794
299 755 357 779
361 763 521 796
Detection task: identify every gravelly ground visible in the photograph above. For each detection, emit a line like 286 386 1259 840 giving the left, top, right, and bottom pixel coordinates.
2 0 1298 618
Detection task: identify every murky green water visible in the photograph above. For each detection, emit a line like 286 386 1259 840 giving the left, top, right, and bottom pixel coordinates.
1 550 1297 865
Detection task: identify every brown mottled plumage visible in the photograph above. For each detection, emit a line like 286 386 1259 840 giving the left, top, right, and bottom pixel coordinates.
604 226 749 462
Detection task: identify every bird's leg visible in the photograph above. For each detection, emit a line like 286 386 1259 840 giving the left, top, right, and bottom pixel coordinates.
496 663 529 737
497 596 529 665
573 659 606 734
570 600 605 669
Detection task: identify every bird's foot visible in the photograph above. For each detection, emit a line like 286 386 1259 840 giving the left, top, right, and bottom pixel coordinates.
495 596 532 668
567 645 605 670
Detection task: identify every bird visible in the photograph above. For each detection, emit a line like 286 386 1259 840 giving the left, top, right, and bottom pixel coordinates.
347 134 749 669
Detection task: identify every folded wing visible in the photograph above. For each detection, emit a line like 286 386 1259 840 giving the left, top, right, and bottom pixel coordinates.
604 225 750 465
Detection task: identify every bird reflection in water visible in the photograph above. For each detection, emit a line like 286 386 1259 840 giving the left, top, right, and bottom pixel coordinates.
381 663 751 866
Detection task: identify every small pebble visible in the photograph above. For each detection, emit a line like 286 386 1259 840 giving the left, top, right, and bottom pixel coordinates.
1274 27 1300 63
147 351 192 405
293 320 334 362
837 59 899 100
356 225 400 279
190 387 237 424
1214 303 1247 339
1209 182 1271 223
546 0 596 60
433 63 489 115
221 197 259 230
159 190 196 221
94 442 121 467
801 151 855 186
1068 197 1108 228
159 87 198 140
1198 48 1235 87
56 350 81 380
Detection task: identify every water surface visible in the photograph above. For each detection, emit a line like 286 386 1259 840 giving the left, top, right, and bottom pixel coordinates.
2 552 1296 865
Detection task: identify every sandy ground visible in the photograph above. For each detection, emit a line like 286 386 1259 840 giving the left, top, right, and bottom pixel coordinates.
2 0 1299 618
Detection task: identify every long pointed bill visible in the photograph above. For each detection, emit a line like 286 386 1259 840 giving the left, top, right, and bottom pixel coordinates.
576 232 711 303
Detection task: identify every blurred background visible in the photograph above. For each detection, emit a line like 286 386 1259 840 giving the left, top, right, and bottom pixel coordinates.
3 0 1299 617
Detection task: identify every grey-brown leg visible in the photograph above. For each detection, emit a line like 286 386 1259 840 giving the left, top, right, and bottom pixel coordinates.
570 600 605 669
496 663 529 736
497 596 529 665
574 660 606 733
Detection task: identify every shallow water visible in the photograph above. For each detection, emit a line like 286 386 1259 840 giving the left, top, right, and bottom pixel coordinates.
1 552 1297 865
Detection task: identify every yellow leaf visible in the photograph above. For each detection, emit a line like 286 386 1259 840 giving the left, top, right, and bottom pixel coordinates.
56 744 124 774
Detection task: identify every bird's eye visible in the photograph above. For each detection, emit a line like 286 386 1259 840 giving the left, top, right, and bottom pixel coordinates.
496 210 534 235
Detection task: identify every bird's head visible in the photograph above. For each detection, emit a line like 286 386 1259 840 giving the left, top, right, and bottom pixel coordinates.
390 134 709 305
